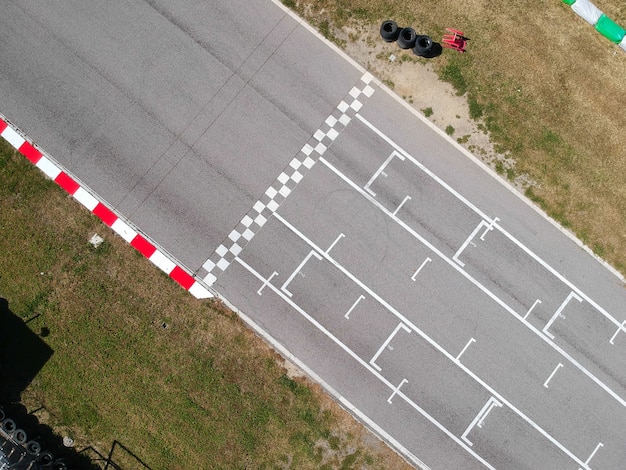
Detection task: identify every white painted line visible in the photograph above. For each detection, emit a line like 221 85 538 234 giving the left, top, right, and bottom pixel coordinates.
271 210 589 468
358 113 624 335
495 218 625 331
326 233 345 254
345 295 365 319
257 271 278 296
364 150 404 196
543 363 564 388
356 114 494 223
524 299 542 320
461 397 502 446
233 5 620 467
387 378 408 404
452 221 487 267
359 70 626 286
609 320 626 345
479 217 499 241
456 338 476 362
543 291 582 340
308 164 620 467
580 442 604 468
477 399 502 429
279 0 626 290
319 155 626 412
392 195 411 216
237 254 490 468
280 250 322 297
411 257 432 281
370 322 411 372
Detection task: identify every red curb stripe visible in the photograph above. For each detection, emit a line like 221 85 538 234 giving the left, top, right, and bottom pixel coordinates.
54 172 80 195
130 234 157 258
1 116 206 296
92 202 117 226
18 141 42 163
170 266 195 289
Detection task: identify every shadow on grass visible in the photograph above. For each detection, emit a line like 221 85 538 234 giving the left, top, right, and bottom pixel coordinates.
419 42 443 59
0 298 149 469
0 297 53 403
80 441 153 470
1 402 101 469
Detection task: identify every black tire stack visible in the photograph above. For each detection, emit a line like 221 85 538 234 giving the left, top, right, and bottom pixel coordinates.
380 20 438 58
0 406 64 467
380 20 400 42
397 27 417 49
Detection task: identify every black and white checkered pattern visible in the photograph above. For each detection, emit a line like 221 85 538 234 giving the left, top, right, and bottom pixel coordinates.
200 72 376 286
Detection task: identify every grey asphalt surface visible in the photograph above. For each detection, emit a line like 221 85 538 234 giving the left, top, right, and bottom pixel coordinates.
2 1 626 468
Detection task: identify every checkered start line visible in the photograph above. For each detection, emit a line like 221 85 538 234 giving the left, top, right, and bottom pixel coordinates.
0 116 213 300
199 72 378 286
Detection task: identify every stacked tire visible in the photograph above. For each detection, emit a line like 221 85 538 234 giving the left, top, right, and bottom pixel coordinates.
1 417 16 435
380 20 400 42
397 27 417 49
413 35 436 57
1 407 44 460
380 20 438 58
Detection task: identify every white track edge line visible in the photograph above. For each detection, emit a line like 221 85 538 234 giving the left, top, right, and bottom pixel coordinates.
210 287 431 469
269 0 624 284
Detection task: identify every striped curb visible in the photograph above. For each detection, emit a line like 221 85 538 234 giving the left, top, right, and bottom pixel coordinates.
562 0 626 50
199 72 377 286
0 115 213 300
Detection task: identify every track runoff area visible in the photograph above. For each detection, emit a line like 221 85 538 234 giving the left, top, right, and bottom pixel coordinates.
200 73 626 469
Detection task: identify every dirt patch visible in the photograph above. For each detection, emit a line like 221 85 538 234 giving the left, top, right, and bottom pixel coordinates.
341 23 518 183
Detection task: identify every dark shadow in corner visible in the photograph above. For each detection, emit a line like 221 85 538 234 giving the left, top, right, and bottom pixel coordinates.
2 402 101 469
0 297 53 403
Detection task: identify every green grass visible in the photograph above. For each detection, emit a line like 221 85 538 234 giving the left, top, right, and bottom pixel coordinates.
0 141 410 469
439 61 467 96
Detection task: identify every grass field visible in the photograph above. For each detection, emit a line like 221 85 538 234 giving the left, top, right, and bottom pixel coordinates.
0 139 412 468
288 0 626 275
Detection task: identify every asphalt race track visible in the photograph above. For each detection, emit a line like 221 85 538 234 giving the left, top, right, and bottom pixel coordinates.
1 1 626 468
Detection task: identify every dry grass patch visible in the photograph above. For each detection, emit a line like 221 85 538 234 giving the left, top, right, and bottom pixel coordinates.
287 0 626 274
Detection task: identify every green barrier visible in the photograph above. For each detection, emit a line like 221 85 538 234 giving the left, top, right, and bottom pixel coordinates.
595 14 626 43
561 0 576 5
